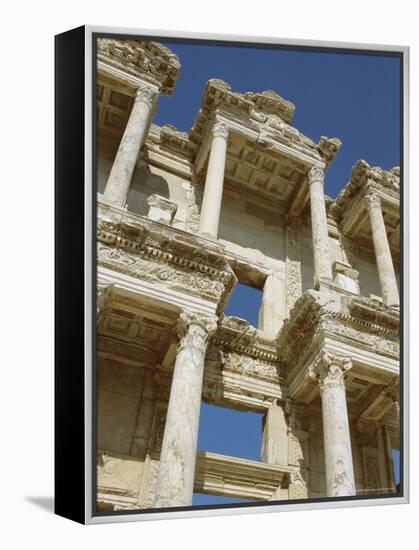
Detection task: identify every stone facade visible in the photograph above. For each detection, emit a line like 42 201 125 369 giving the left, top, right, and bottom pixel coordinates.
95 39 400 511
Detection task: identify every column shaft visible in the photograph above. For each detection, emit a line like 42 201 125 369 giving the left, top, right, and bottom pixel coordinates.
366 193 399 307
308 165 333 282
258 273 285 338
262 403 288 465
153 312 217 508
198 122 229 239
103 83 157 207
312 352 356 497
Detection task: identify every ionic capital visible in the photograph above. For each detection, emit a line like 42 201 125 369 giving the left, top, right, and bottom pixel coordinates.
308 164 325 185
212 122 229 140
135 83 158 108
309 351 352 392
177 310 218 352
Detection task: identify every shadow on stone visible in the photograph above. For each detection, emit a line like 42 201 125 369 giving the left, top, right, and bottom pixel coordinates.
25 496 54 513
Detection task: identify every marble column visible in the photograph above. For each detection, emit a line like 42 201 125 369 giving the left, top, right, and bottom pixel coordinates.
366 192 399 308
153 311 217 508
103 83 158 207
310 352 356 497
258 272 285 338
308 165 333 283
262 402 288 465
198 122 229 239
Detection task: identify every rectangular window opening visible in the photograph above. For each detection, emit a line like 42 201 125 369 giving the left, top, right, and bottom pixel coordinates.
198 402 263 462
224 281 263 328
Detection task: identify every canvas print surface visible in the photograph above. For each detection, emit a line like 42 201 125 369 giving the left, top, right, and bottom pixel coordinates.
95 35 401 513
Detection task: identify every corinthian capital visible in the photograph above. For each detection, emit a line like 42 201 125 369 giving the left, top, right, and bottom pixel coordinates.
177 310 218 352
212 122 229 140
365 191 381 211
135 83 157 108
308 351 352 392
308 164 325 185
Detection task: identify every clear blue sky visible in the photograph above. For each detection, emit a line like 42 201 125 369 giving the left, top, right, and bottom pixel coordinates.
152 40 401 505
155 41 401 198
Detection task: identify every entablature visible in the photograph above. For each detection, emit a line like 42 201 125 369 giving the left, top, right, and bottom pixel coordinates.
334 160 400 254
277 291 400 411
97 199 237 314
97 38 180 95
195 451 292 501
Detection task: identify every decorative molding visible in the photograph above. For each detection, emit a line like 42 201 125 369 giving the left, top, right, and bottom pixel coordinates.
214 315 280 363
97 201 236 309
194 451 292 501
335 160 400 220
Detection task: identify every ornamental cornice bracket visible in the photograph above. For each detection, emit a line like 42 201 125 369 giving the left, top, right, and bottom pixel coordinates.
318 136 342 166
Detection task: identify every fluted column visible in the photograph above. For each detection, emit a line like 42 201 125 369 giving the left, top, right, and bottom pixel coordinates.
366 192 399 308
198 122 229 239
308 165 333 283
103 83 158 207
154 311 217 508
310 352 356 497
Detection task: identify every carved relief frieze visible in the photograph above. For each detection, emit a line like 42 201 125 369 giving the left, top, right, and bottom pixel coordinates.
286 219 303 314
319 313 399 358
98 242 226 302
220 351 280 382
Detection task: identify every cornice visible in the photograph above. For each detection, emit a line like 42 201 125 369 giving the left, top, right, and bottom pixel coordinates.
97 200 236 310
277 291 400 374
213 315 280 363
97 38 180 95
335 160 400 218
